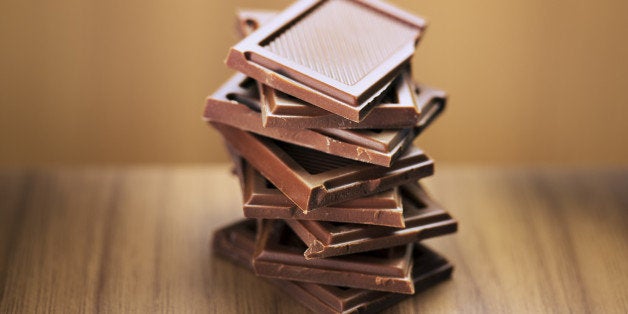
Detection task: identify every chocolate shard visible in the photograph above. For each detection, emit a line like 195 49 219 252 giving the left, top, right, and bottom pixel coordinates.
236 157 406 228
225 0 427 122
213 219 453 314
210 122 434 211
204 73 414 167
253 219 416 294
413 82 448 135
286 183 458 259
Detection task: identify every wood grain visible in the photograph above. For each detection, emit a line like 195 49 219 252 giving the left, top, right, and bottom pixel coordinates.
0 165 627 313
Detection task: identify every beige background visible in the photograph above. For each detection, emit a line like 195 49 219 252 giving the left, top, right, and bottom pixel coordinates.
1 0 627 166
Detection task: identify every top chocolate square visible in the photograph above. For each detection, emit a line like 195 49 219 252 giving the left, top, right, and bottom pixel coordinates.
225 0 427 122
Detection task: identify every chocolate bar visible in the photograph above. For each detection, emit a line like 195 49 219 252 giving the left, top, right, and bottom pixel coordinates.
213 219 453 314
211 122 434 211
233 9 446 130
286 183 457 259
204 73 414 167
237 157 406 228
253 220 415 294
225 0 427 122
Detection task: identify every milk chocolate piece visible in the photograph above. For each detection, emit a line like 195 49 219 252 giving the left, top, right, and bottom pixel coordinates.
204 73 413 167
213 219 453 314
233 9 446 130
262 70 447 130
211 122 434 211
237 157 406 228
287 183 458 259
253 220 415 294
225 0 427 122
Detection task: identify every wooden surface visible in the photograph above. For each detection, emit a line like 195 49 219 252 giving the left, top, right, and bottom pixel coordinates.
0 165 627 313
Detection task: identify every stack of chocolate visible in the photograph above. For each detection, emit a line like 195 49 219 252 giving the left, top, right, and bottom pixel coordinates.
204 1 458 312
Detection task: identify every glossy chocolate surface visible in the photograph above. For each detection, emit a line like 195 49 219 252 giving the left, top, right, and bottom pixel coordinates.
253 220 415 294
236 158 406 227
204 73 414 167
261 70 446 130
213 219 453 314
211 122 434 211
286 183 458 259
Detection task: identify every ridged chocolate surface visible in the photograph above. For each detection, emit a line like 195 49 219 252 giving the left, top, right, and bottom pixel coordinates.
273 140 356 175
264 0 418 85
225 0 427 122
233 9 445 130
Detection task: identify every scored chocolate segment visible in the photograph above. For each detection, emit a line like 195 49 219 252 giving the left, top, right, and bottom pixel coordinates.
264 1 416 86
286 183 458 259
213 219 453 314
211 122 434 211
236 157 406 228
204 73 414 167
234 9 446 130
225 0 427 122
253 220 416 294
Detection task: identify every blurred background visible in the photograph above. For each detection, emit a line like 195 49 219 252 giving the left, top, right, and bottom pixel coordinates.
1 0 627 166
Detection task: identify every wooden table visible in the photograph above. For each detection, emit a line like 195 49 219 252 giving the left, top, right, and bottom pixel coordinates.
0 165 626 313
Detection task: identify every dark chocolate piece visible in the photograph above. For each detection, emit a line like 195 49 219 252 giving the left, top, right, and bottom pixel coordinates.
210 122 434 211
225 0 427 122
237 157 406 228
253 220 415 294
204 73 413 167
213 219 453 314
286 183 458 259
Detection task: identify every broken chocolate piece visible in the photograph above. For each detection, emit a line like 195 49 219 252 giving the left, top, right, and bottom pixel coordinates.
253 220 415 294
213 219 453 314
204 73 414 167
236 157 406 228
261 70 448 130
225 0 427 122
233 9 446 130
286 183 458 259
211 122 434 211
